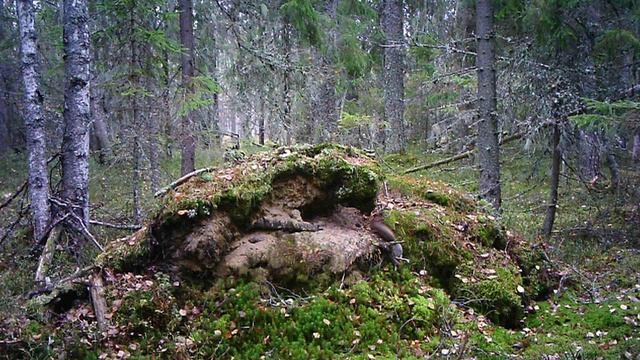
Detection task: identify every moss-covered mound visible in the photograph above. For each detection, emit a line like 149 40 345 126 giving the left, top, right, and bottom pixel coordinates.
96 144 382 276
16 144 556 359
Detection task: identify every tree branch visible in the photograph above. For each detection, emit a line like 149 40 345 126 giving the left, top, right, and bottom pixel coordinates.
154 167 214 198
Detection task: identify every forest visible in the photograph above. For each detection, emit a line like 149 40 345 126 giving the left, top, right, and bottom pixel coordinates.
0 0 639 358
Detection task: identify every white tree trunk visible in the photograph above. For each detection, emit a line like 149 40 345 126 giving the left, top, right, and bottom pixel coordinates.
62 0 91 228
17 0 51 242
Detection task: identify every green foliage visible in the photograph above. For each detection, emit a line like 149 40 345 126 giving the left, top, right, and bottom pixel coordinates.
337 33 371 78
569 98 640 131
281 0 322 46
425 90 458 108
450 74 475 90
137 28 183 54
338 111 373 130
594 29 640 62
409 34 440 67
338 0 378 19
522 0 582 50
178 75 221 117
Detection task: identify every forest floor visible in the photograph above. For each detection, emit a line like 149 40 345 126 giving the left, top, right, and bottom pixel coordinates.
0 142 638 359
384 143 640 358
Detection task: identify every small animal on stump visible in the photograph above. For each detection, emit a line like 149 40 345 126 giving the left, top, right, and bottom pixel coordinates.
370 214 405 266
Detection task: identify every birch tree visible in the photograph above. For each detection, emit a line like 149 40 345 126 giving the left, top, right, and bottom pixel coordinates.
61 0 91 227
16 0 51 242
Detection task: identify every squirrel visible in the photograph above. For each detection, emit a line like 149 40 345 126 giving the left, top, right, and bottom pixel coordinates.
370 215 406 266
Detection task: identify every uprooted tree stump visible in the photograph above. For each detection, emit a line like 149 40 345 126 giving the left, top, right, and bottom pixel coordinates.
97 144 385 280
23 144 558 358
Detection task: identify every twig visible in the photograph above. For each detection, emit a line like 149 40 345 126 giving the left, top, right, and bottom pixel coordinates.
154 167 215 198
0 154 59 213
70 212 104 252
0 208 27 246
403 132 526 174
0 181 27 212
28 264 96 298
89 220 141 230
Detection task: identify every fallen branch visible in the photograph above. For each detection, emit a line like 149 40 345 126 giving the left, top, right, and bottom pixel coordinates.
0 207 27 246
403 132 525 174
28 264 96 298
89 269 109 333
36 213 70 245
90 220 141 230
48 197 104 252
35 225 62 286
72 213 104 252
0 181 27 212
154 167 215 198
0 155 59 213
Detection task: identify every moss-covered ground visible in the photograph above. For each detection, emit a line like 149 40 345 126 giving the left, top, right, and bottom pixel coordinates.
0 142 639 359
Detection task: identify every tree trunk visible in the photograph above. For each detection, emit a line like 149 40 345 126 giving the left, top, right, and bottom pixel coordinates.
148 112 161 194
0 4 10 153
88 31 111 165
282 22 293 146
129 4 141 224
179 0 196 175
62 0 91 227
475 0 501 210
632 133 640 162
0 73 9 153
90 93 111 164
381 0 406 153
578 129 600 182
17 0 52 242
0 2 10 154
542 121 561 236
605 150 620 191
132 135 142 224
259 97 265 146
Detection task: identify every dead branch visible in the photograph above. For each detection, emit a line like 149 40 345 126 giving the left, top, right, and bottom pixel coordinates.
251 217 319 232
28 264 96 298
36 213 71 245
0 154 59 213
403 132 525 174
72 212 104 252
48 197 104 251
0 208 27 246
89 269 109 333
154 167 215 198
0 181 27 212
35 225 62 286
89 219 141 230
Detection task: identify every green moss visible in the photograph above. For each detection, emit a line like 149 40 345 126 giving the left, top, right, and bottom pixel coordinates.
508 241 557 300
95 227 151 271
114 272 181 341
179 269 465 359
452 261 524 327
383 210 470 288
386 176 475 212
421 190 451 207
471 221 507 249
159 144 380 224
